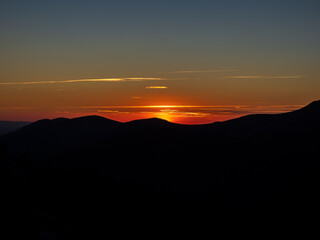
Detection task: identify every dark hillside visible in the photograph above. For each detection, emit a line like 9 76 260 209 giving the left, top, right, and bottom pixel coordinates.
1 101 319 239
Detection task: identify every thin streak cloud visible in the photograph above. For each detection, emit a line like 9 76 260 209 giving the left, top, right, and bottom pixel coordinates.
162 70 236 74
146 86 168 89
64 104 303 110
0 78 164 85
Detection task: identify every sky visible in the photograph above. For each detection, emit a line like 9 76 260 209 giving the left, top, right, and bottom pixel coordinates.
1 0 319 124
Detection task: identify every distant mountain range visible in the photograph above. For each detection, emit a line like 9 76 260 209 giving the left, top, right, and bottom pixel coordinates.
0 121 30 136
1 100 319 239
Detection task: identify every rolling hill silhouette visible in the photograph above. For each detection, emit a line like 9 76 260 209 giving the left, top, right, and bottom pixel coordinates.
1 100 319 239
0 121 30 136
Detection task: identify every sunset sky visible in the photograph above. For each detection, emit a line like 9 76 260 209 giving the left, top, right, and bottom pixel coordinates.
1 0 319 124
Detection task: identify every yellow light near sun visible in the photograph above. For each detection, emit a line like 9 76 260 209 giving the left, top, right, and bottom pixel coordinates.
153 111 174 122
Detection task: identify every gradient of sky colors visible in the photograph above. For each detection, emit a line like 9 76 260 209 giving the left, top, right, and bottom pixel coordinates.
1 0 319 124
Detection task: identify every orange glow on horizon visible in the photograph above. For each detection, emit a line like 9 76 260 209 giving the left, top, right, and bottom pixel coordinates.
0 104 303 124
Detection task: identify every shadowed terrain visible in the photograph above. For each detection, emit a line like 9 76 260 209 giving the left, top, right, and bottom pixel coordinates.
1 101 319 239
0 121 30 136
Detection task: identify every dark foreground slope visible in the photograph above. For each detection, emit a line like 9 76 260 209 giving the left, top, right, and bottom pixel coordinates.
1 101 319 239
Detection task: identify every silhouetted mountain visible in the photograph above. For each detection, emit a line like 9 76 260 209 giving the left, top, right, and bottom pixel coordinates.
2 115 122 158
0 121 30 136
126 117 174 127
1 101 319 239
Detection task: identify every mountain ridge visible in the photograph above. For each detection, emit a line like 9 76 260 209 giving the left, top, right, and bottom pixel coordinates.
1 100 319 161
1 100 319 239
1 100 319 147
0 121 31 136
7 99 320 133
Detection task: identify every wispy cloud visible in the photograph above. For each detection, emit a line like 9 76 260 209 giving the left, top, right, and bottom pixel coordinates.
0 77 164 85
86 104 303 122
97 110 120 113
225 75 303 79
162 69 236 74
67 104 303 113
124 78 163 80
146 86 168 89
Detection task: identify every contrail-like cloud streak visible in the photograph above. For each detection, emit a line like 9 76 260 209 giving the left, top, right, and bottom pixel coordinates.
0 78 164 85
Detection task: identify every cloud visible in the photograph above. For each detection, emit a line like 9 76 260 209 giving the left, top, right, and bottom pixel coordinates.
159 109 211 117
145 86 168 89
68 104 303 115
0 77 164 85
225 75 303 79
125 78 162 80
97 110 120 113
162 70 236 74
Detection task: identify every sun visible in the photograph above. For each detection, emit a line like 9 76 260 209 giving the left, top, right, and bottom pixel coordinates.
153 111 174 122
146 106 179 122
